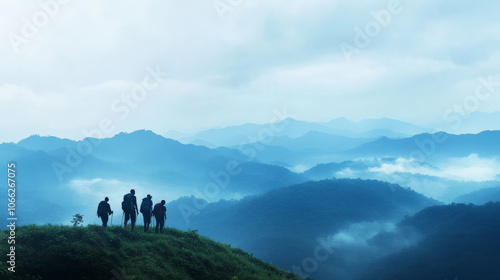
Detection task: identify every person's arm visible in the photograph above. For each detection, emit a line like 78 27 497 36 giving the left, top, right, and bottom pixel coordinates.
107 203 113 215
163 206 167 220
97 203 100 217
134 197 139 214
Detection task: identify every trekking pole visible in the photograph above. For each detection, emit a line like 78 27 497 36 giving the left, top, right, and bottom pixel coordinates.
111 213 113 226
122 212 124 227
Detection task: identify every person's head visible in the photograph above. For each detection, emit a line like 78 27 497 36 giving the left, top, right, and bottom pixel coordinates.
161 200 166 205
147 194 152 199
130 189 135 194
105 197 109 202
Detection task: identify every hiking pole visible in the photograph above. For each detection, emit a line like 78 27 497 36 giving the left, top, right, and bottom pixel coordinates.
111 213 113 226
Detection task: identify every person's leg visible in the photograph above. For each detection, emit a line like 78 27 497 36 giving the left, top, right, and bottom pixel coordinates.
124 212 130 228
155 216 160 233
143 214 147 232
130 212 136 232
146 214 151 232
159 217 165 233
102 215 108 228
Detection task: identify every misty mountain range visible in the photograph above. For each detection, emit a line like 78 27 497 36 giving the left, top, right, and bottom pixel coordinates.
165 117 435 148
1 114 500 279
167 179 439 280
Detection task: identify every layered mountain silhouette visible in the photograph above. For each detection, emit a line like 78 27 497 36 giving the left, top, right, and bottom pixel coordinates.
167 179 439 280
343 130 500 160
2 120 499 280
1 130 307 226
454 186 500 204
167 117 434 147
359 202 500 280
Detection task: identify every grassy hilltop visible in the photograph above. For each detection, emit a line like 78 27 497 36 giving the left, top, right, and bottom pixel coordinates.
0 225 300 280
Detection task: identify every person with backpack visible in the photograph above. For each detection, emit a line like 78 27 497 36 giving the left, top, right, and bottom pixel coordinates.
152 200 167 234
140 194 153 232
97 197 113 228
122 189 139 232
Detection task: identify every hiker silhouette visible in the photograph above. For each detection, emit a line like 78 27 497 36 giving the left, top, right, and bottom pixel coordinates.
122 189 139 232
97 197 113 228
140 194 153 232
152 200 167 234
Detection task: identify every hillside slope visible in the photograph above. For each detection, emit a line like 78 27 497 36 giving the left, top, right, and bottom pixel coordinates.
358 202 500 280
454 186 500 204
0 225 299 280
167 179 440 280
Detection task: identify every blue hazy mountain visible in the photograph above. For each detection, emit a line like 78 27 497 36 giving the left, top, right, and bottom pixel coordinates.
343 130 500 160
255 131 372 153
167 179 439 280
359 202 500 280
17 135 75 153
174 118 335 147
431 111 500 134
302 158 500 202
173 117 433 147
0 143 75 225
1 130 307 227
322 117 434 136
235 131 374 169
454 186 500 204
18 130 305 191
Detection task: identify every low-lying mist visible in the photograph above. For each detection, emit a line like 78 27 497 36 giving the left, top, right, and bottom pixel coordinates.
322 155 500 202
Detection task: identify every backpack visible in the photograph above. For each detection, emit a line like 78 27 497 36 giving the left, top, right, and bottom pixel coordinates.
97 201 107 217
140 198 152 214
152 203 164 216
122 193 134 213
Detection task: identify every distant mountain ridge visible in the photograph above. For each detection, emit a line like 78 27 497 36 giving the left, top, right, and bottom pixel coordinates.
343 130 500 159
454 186 500 204
1 130 307 227
430 111 500 134
167 117 435 147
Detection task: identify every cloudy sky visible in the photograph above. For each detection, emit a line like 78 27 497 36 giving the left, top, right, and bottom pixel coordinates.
1 0 500 142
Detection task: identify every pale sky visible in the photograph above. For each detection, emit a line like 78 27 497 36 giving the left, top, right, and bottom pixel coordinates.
1 0 500 142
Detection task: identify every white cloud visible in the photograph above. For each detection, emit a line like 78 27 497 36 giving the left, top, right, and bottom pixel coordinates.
266 58 387 89
331 221 396 246
441 154 500 182
1 0 500 142
366 156 500 182
368 158 442 177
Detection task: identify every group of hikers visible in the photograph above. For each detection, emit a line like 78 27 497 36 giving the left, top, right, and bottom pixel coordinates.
96 189 167 233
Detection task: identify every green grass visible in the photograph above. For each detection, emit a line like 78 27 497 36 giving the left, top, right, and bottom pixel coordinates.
0 225 299 280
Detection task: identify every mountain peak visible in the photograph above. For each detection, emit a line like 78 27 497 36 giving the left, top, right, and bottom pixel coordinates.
17 134 75 152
